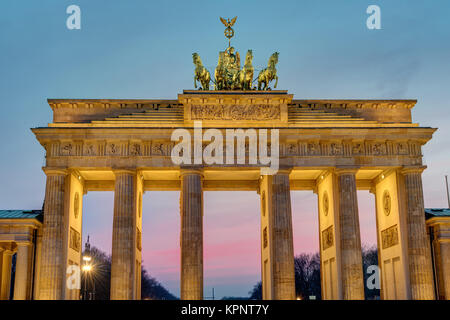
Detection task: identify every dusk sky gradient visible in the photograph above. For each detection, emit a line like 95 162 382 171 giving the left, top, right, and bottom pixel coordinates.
1 0 449 298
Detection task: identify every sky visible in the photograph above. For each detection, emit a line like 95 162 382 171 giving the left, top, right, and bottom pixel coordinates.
1 0 450 298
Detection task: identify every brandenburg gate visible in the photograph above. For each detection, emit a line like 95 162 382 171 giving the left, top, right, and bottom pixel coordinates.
29 89 437 300
23 18 440 300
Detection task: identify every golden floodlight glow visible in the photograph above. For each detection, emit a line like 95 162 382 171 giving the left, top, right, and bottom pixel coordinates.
82 265 92 272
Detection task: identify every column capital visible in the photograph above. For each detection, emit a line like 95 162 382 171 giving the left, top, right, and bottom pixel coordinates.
15 241 33 247
179 167 204 179
0 247 14 255
112 168 137 176
334 166 359 176
42 167 69 176
400 165 427 175
276 167 293 175
260 166 292 176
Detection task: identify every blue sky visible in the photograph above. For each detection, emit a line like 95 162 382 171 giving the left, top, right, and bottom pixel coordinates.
1 0 449 298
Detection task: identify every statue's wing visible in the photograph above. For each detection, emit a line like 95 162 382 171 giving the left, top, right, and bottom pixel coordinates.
220 17 228 27
230 16 237 26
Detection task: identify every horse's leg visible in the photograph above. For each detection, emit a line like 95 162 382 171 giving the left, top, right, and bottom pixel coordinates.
194 76 197 89
274 75 278 89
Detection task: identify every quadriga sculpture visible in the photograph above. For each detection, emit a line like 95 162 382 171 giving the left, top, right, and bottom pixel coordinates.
257 52 279 90
232 50 254 90
192 53 211 90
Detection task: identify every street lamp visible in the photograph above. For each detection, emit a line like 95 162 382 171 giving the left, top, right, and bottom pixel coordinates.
82 235 94 300
82 264 92 272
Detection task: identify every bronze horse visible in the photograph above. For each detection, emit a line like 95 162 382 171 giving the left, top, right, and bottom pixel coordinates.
232 50 254 90
214 51 226 90
192 53 211 90
257 52 279 90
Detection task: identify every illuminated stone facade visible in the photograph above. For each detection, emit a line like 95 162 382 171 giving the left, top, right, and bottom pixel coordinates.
0 90 443 300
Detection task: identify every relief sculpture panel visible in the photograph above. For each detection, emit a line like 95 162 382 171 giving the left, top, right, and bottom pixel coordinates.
191 104 280 120
381 224 399 249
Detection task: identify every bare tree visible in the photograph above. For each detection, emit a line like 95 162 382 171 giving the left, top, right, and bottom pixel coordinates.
248 245 379 300
81 246 177 300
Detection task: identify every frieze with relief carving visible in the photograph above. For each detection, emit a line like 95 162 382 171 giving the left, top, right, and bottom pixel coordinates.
191 104 280 120
381 224 399 249
48 138 423 159
69 227 81 252
322 225 334 250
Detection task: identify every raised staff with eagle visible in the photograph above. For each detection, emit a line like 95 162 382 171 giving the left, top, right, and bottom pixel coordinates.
220 16 237 48
191 16 279 91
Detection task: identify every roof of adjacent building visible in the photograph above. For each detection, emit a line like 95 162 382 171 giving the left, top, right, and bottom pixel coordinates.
0 208 447 222
425 208 450 219
0 210 43 221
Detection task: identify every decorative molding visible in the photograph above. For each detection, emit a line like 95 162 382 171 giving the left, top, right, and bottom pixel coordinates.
74 192 80 219
322 225 334 250
261 191 266 217
289 100 417 110
381 224 399 249
263 227 268 249
322 191 329 217
69 227 81 252
137 228 142 251
382 190 391 216
138 192 142 218
45 138 425 160
191 104 280 120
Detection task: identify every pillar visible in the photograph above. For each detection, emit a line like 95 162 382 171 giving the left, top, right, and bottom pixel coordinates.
335 168 364 300
38 169 67 300
316 171 340 300
373 170 409 300
110 169 142 300
13 243 33 300
33 227 43 299
0 248 13 300
38 168 84 300
427 219 450 300
401 167 435 299
259 170 295 300
180 169 203 300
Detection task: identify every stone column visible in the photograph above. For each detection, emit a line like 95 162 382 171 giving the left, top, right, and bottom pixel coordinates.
0 248 14 300
180 169 203 300
336 169 364 300
33 228 43 300
38 169 68 300
428 221 450 300
401 167 435 300
13 243 33 300
271 172 296 300
259 170 296 300
110 170 138 300
0 248 3 298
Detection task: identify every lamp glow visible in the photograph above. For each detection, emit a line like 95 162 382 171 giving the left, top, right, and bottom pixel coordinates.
82 265 92 272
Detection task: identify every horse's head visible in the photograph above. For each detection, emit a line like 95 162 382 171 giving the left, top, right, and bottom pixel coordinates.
269 52 279 66
192 53 201 66
217 51 225 66
246 50 253 63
